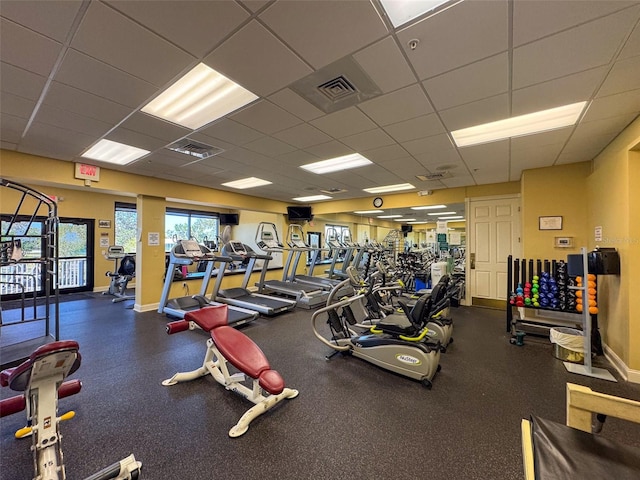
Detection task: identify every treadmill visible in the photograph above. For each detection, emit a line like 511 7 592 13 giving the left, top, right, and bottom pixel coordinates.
254 223 328 309
212 240 297 316
284 224 350 295
158 239 258 326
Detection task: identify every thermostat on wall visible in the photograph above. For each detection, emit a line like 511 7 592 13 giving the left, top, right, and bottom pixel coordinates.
555 236 573 248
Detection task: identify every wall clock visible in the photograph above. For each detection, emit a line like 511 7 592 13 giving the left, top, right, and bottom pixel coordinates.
373 197 383 208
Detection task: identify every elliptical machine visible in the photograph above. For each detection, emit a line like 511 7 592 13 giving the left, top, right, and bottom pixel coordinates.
103 246 135 303
311 277 442 389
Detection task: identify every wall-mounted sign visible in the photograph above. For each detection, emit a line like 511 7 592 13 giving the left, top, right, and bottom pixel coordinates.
75 163 100 181
539 216 563 230
595 226 603 242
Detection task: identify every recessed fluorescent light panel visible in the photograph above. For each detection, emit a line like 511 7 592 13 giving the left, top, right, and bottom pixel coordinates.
380 0 451 28
354 210 384 214
408 221 428 224
411 205 447 210
440 216 464 220
377 214 402 219
141 63 258 130
451 101 587 148
292 195 332 202
394 218 416 222
301 153 372 174
81 139 149 165
427 211 456 216
364 183 415 194
221 177 272 189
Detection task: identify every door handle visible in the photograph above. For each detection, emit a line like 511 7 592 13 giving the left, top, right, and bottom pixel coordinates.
470 253 475 269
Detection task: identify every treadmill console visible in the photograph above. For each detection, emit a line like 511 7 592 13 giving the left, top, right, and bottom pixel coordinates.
177 239 210 258
258 231 282 250
228 241 247 256
290 232 306 249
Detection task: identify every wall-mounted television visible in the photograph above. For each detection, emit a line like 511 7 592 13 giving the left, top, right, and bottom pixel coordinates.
401 225 413 233
219 213 239 225
287 206 313 222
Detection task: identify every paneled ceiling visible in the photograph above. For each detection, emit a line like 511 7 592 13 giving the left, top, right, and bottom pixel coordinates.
1 0 639 218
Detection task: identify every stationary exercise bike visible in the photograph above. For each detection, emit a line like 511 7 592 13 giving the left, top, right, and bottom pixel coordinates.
162 304 299 437
103 246 135 303
312 278 442 389
0 341 142 480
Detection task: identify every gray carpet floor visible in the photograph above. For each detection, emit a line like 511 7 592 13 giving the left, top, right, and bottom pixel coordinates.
1 295 639 479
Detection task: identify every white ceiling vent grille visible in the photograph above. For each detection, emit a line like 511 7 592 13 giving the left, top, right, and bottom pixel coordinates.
416 171 452 181
317 76 358 102
291 56 382 113
320 187 347 194
167 138 223 160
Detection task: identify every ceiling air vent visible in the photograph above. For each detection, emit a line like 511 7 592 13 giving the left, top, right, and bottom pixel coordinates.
320 188 347 195
317 76 358 102
167 138 223 160
290 56 382 113
416 171 452 181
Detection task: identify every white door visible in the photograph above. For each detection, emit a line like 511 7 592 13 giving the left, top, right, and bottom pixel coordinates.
467 196 521 302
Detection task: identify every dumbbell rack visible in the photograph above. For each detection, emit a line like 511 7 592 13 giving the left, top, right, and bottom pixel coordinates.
563 247 616 381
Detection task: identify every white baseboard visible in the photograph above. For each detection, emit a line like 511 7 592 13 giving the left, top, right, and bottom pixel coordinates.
134 302 159 313
603 343 640 384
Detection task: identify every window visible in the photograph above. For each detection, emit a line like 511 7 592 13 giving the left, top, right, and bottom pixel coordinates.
114 203 220 253
165 208 219 252
115 203 137 253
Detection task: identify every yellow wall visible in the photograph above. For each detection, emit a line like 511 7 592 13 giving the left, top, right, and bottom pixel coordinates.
587 116 640 371
521 162 591 259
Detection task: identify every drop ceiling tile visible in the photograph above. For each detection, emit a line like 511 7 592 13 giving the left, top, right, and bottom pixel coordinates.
397 0 508 80
415 155 468 174
303 140 354 160
268 89 325 122
513 8 638 89
510 143 565 180
21 121 96 155
34 104 113 138
511 128 573 152
361 144 410 164
439 94 509 131
0 18 63 76
383 113 446 143
1 141 18 150
340 128 395 152
230 100 302 135
310 107 377 138
359 84 433 127
204 20 312 97
619 18 640 60
240 1 271 13
0 0 83 43
574 113 638 138
273 124 332 149
353 36 416 94
440 175 476 188
0 62 47 101
242 136 297 157
198 119 264 146
18 142 83 161
555 148 602 165
402 133 456 157
472 168 510 185
513 0 636 47
1 112 28 144
55 50 158 109
512 67 606 116
105 127 168 152
72 1 195 87
42 81 132 125
586 88 640 120
598 56 640 97
105 0 250 58
119 112 191 143
458 140 509 170
259 1 387 69
563 130 618 154
273 150 321 166
0 91 36 118
423 53 508 111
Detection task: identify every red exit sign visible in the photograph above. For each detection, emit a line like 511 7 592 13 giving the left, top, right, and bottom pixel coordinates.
75 163 100 181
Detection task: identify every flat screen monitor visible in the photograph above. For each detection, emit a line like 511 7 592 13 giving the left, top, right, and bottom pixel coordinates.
219 213 239 225
287 206 313 222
